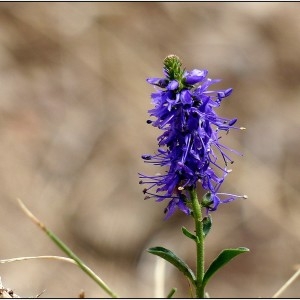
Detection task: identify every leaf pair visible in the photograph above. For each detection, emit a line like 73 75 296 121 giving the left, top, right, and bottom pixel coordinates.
148 246 249 296
182 214 212 242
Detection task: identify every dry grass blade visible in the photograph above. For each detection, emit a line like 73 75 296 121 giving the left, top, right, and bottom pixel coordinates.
272 266 300 298
0 256 76 265
16 198 118 298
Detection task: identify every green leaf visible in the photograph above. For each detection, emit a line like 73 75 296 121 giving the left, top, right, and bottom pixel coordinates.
147 246 196 283
202 247 249 288
182 226 198 242
201 192 213 209
202 215 212 238
166 287 177 298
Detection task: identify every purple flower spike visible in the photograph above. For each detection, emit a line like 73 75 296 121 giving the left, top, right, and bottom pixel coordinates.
139 55 245 218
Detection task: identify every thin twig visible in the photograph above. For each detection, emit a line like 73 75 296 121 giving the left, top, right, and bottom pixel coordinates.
0 256 76 265
17 198 118 298
272 267 300 298
17 199 46 232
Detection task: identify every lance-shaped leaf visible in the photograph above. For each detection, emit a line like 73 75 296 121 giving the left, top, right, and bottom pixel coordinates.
202 247 249 289
147 246 196 284
182 226 198 242
203 215 212 238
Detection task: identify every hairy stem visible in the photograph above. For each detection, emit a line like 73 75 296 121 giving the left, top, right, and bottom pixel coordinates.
189 189 205 298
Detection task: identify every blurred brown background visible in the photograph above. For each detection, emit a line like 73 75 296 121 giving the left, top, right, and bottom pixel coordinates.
0 2 300 298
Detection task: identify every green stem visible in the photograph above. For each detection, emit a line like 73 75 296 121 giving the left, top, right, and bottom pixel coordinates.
46 228 118 298
18 199 118 298
166 287 177 298
189 189 205 298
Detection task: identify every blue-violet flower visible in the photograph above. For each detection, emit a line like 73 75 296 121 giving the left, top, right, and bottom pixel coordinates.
139 55 247 218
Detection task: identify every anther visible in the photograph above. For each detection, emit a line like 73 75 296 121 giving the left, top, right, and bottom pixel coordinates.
142 155 152 160
229 118 238 126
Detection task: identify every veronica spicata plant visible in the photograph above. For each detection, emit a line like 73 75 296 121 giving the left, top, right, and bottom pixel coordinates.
4 55 299 299
139 55 248 298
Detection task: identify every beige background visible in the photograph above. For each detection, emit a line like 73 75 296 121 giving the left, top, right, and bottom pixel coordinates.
0 2 300 298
